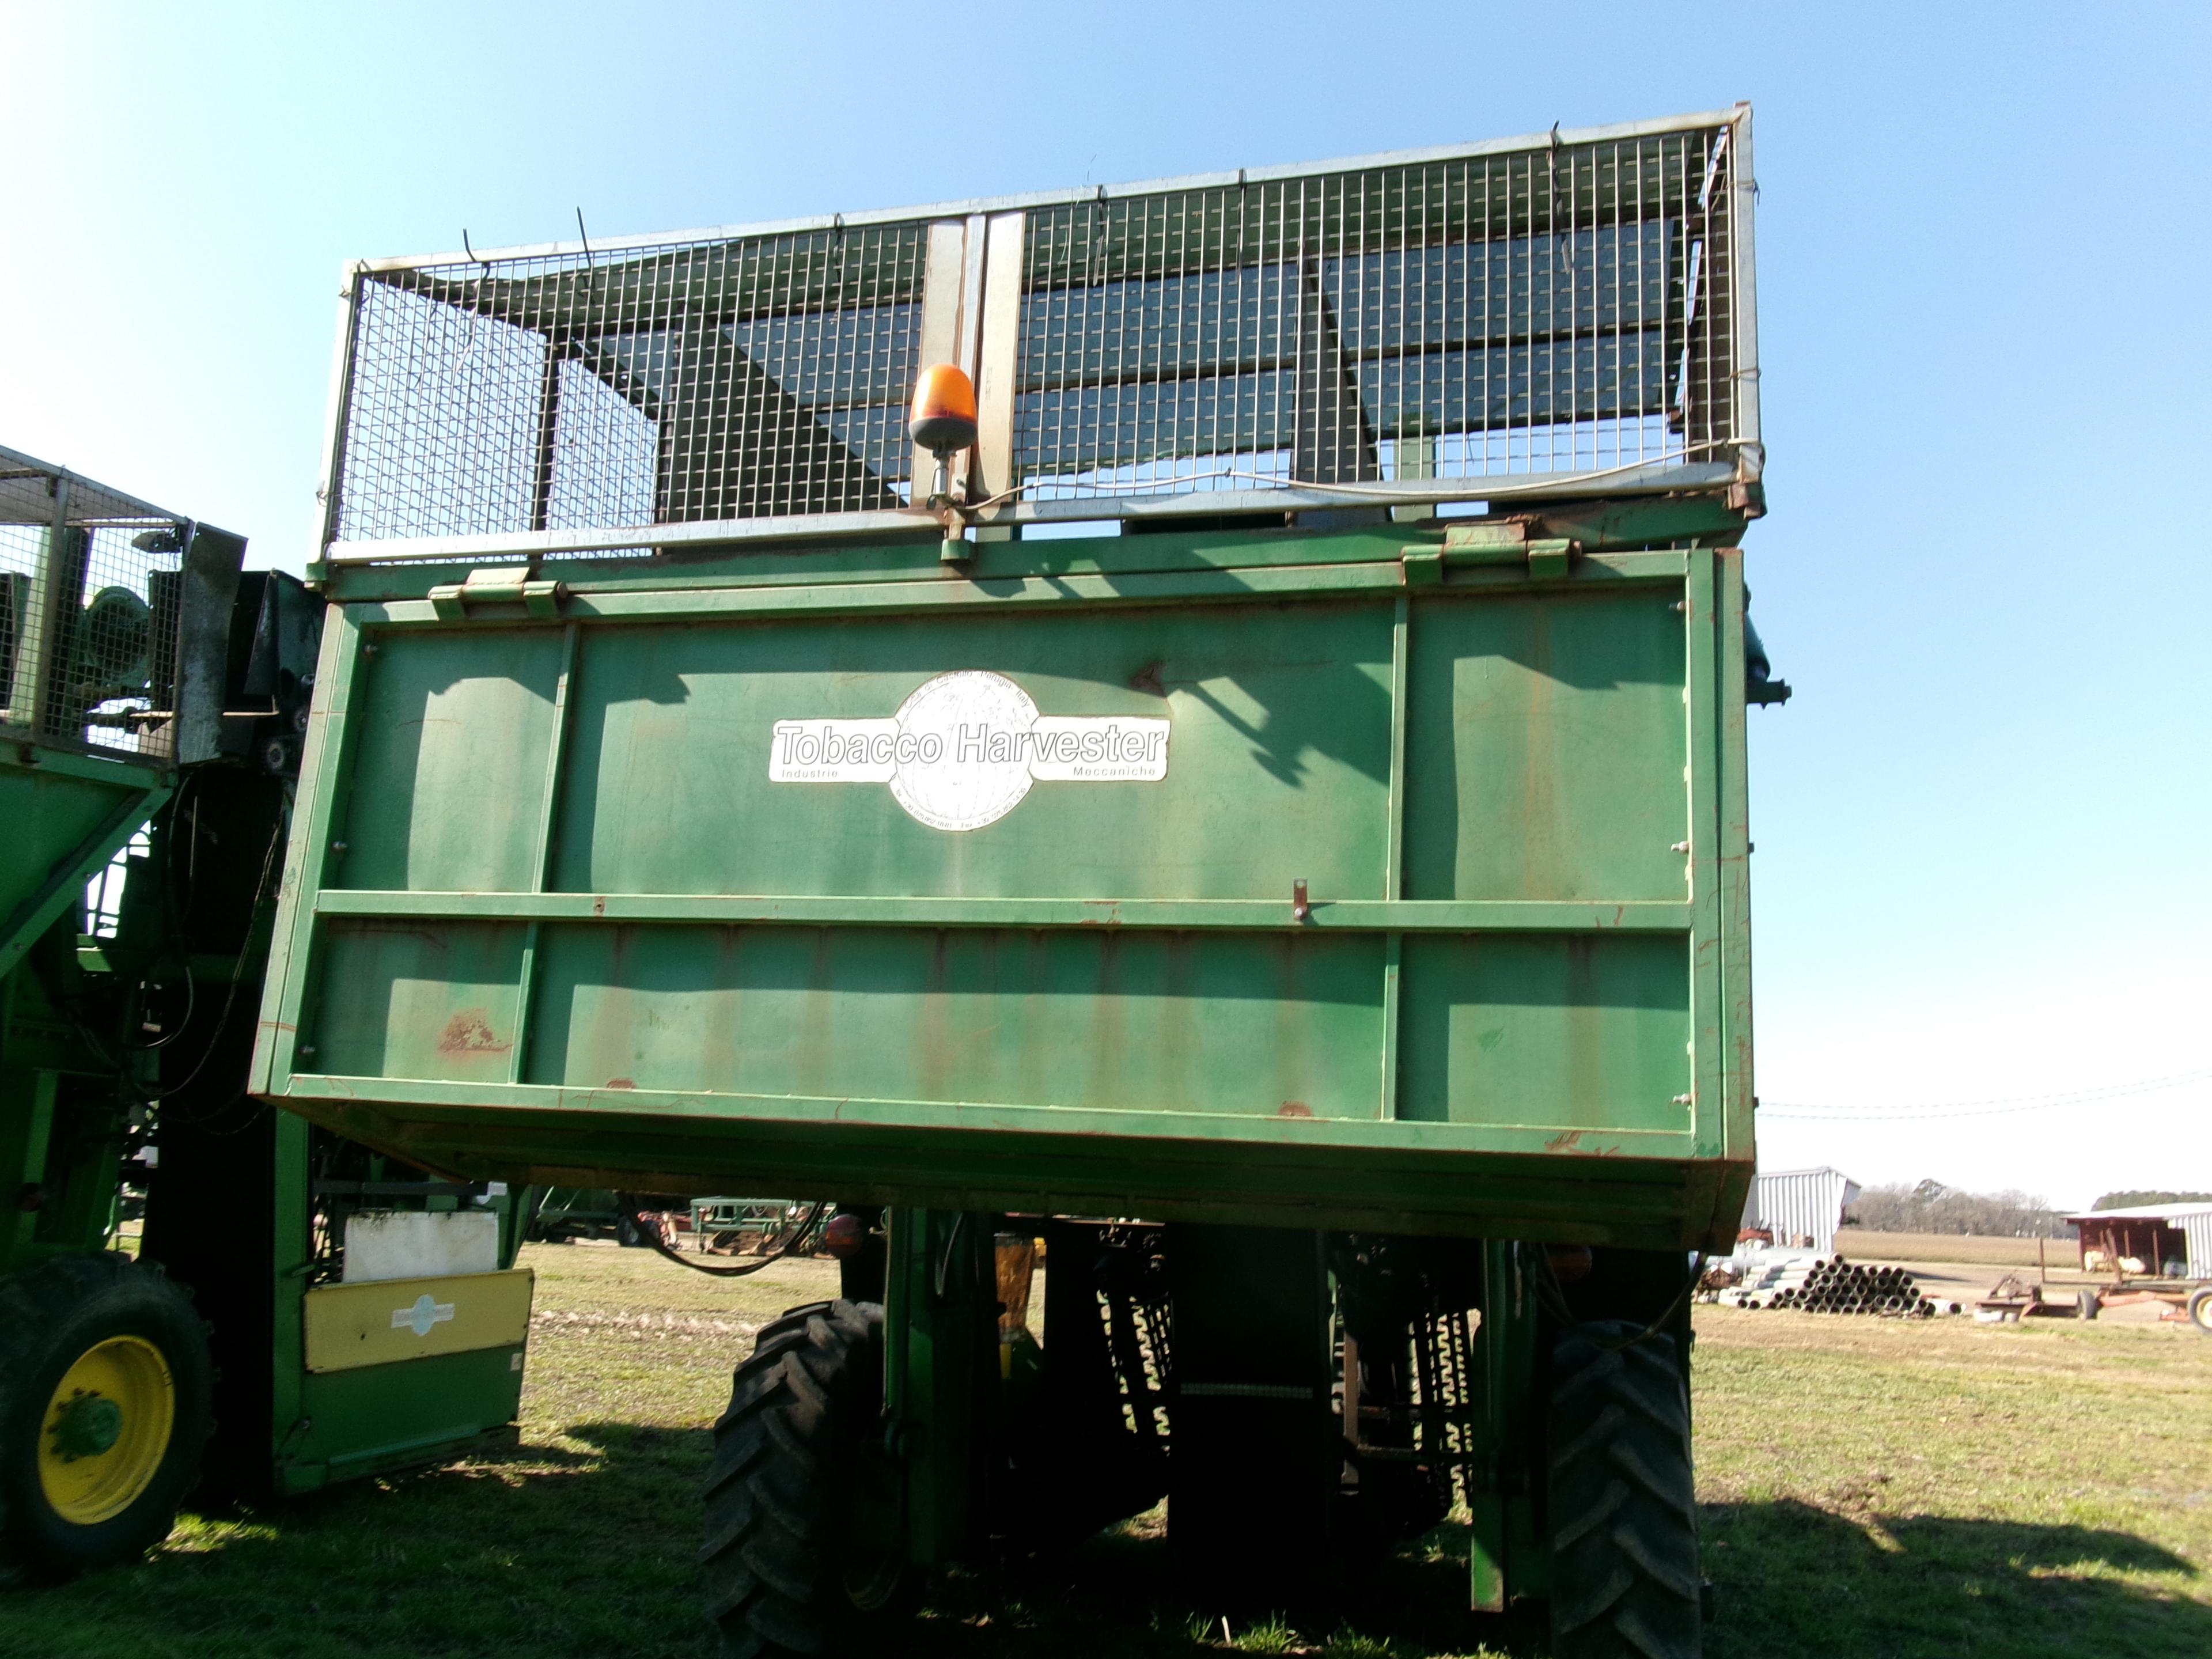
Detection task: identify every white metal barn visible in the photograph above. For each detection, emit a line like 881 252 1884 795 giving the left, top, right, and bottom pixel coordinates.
1747 1167 1862 1255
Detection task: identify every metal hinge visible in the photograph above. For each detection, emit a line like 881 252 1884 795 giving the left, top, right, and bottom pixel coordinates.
427 567 569 619
1401 525 1576 585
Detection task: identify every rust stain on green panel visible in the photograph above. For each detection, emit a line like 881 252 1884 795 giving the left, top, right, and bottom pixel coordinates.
315 921 527 1084
521 923 1382 1122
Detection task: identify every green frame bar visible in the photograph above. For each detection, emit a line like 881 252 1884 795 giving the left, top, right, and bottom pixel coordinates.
310 890 1692 933
267 1071 1700 1162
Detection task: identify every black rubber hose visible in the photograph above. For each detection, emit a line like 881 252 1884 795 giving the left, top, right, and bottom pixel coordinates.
615 1196 829 1278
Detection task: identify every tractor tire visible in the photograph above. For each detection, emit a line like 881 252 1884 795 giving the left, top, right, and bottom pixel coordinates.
1546 1321 1703 1659
2187 1286 2212 1336
0 1252 212 1581
700 1299 912 1657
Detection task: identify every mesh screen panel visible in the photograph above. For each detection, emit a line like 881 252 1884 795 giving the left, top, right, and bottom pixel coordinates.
1016 126 1737 502
1 471 185 760
336 223 929 543
329 115 1748 550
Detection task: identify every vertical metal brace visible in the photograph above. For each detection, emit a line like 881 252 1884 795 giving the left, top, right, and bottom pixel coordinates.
1683 550 1724 1155
1379 593 1411 1120
252 606 369 1092
509 620 583 1085
972 211 1025 508
948 214 990 503
20 474 77 741
1728 104 1762 483
911 222 968 499
171 525 249 765
528 339 565 533
1714 548 1754 1164
313 263 369 560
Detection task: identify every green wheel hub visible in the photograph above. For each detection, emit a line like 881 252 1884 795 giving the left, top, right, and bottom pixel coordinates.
48 1394 125 1461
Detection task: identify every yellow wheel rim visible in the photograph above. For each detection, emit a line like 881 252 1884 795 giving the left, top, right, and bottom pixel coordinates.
38 1335 175 1526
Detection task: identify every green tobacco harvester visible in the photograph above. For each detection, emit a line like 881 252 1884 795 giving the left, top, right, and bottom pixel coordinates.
260 107 1778 1657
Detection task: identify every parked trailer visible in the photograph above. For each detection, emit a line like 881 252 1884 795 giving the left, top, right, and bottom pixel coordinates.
259 107 1771 1657
0 448 532 1580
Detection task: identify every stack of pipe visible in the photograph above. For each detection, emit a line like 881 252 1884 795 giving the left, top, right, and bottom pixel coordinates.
1715 1255 1939 1317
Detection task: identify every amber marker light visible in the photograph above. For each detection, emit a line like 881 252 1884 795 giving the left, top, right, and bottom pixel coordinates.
908 363 978 459
910 363 981 562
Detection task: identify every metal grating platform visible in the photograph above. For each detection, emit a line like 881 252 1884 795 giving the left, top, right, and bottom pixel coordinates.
323 108 1757 562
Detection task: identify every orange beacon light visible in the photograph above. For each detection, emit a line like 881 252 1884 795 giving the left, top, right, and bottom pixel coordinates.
908 364 978 460
910 365 979 560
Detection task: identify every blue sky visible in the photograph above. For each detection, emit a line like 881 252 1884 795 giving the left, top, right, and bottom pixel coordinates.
6 3 2205 1208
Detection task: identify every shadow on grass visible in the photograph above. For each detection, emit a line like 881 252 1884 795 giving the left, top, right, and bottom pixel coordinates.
0 1423 726 1659
1 1427 2204 1659
1702 1499 2206 1659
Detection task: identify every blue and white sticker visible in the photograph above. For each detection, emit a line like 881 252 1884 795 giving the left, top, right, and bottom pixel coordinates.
391 1293 457 1338
769 670 1169 832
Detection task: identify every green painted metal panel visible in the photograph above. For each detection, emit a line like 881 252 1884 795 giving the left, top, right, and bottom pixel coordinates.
257 529 1756 1249
526 925 1384 1118
1397 934 1690 1132
0 748 168 974
278 1346 525 1493
551 603 1392 901
314 920 528 1084
336 628 562 895
1402 591 1687 903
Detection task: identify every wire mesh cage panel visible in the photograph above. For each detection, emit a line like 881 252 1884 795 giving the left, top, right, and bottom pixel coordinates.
336 223 929 545
1016 123 1744 507
325 109 1754 558
1 449 192 760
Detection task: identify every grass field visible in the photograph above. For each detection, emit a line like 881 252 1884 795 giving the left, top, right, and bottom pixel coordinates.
1834 1232 2065 1269
4 1242 2207 1659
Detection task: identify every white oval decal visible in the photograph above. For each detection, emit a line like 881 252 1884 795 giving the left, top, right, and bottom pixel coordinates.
768 670 1169 832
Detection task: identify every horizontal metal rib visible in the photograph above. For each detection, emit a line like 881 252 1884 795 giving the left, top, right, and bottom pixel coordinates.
312 891 1692 933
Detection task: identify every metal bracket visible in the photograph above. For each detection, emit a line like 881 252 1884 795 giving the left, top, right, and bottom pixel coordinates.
427 567 568 619
1401 527 1577 584
1291 879 1311 923
1524 537 1573 580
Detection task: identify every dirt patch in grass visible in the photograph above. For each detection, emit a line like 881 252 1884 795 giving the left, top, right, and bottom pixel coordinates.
2 1248 2205 1658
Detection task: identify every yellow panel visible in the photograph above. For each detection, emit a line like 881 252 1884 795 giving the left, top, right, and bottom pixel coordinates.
303 1268 535 1374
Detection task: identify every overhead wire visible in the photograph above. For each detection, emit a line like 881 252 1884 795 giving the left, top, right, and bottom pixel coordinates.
1760 1068 2212 1122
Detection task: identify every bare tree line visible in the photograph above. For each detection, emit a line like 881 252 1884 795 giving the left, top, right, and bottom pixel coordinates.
1842 1179 2071 1239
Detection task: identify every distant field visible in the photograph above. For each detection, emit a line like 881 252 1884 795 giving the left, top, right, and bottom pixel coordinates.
3 1241 2206 1659
1836 1230 2065 1267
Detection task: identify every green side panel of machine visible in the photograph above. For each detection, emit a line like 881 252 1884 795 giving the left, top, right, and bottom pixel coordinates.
256 526 1753 1249
276 1351 526 1494
0 748 168 984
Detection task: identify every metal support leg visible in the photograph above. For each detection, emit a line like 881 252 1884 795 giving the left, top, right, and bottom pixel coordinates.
885 1207 994 1566
1167 1224 1335 1589
1472 1238 1545 1609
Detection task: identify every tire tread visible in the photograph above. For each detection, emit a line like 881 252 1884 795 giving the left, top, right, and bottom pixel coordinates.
700 1298 890 1659
1546 1321 1702 1659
